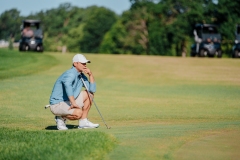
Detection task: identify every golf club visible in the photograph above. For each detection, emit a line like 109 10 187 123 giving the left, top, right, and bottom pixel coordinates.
45 104 50 109
80 76 111 129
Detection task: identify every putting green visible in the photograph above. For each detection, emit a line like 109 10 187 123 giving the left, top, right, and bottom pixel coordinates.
174 130 240 160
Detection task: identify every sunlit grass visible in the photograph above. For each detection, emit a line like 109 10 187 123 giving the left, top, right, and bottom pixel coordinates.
0 50 116 160
0 50 239 159
0 128 116 160
0 49 57 79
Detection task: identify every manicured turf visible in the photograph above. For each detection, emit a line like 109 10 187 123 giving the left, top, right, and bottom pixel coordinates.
0 128 116 160
0 49 57 80
0 49 239 159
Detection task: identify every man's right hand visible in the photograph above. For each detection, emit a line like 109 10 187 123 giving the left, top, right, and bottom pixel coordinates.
69 103 81 110
68 96 81 110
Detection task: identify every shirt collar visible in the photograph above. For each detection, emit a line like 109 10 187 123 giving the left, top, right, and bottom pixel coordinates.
71 66 81 75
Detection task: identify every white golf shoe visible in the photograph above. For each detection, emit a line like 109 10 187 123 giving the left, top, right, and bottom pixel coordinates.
55 116 68 130
78 119 99 129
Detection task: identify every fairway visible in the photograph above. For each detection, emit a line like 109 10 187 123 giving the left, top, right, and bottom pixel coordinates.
0 50 240 160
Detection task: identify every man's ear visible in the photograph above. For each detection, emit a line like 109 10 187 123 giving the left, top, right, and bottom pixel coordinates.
73 62 76 67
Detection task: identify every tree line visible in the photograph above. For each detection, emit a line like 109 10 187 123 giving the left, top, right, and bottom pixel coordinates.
0 0 239 56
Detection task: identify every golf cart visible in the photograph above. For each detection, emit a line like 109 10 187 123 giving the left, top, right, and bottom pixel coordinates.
232 24 240 58
191 24 222 58
19 20 43 52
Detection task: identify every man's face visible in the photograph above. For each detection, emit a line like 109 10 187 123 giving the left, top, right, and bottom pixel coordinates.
74 62 86 72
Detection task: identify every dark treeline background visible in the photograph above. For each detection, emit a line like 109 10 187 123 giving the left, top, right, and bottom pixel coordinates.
0 0 239 56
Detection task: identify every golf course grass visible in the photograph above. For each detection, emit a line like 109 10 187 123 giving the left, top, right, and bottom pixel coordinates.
0 49 239 159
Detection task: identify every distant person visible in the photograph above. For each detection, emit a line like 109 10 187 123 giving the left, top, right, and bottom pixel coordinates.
207 27 217 43
207 38 212 43
48 54 99 130
34 28 43 38
22 26 34 37
193 29 202 53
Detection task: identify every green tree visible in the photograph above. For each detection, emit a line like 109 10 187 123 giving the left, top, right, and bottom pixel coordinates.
28 4 117 53
147 0 206 56
64 24 85 53
101 1 154 55
79 7 117 53
100 19 129 54
1 0 237 56
0 9 22 40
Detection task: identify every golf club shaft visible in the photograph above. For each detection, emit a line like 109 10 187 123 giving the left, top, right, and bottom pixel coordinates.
80 77 110 128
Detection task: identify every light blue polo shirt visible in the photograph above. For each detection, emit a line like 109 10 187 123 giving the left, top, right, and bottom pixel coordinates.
49 66 96 105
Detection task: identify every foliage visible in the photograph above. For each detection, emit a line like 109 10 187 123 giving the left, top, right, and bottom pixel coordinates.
0 1 239 56
0 9 22 40
78 7 117 53
100 19 128 54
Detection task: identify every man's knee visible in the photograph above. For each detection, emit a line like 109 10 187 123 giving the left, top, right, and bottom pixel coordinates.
73 109 83 119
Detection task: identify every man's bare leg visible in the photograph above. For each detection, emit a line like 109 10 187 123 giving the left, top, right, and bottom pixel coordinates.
81 90 93 119
64 108 82 120
78 91 99 128
62 91 92 120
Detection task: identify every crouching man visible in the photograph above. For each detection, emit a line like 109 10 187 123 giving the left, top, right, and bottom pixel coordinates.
49 54 99 130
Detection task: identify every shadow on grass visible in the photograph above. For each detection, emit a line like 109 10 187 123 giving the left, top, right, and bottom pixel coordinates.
45 125 78 130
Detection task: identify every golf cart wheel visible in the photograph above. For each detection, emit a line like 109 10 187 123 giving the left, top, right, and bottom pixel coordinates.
234 50 239 58
21 44 27 51
208 53 214 58
39 45 43 52
199 49 206 57
217 50 222 58
36 45 43 52
22 44 29 51
190 51 196 57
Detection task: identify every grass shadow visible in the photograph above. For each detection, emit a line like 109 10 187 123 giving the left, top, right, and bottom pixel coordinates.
45 125 78 130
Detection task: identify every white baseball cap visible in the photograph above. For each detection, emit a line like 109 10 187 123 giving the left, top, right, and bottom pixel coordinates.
72 54 91 63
